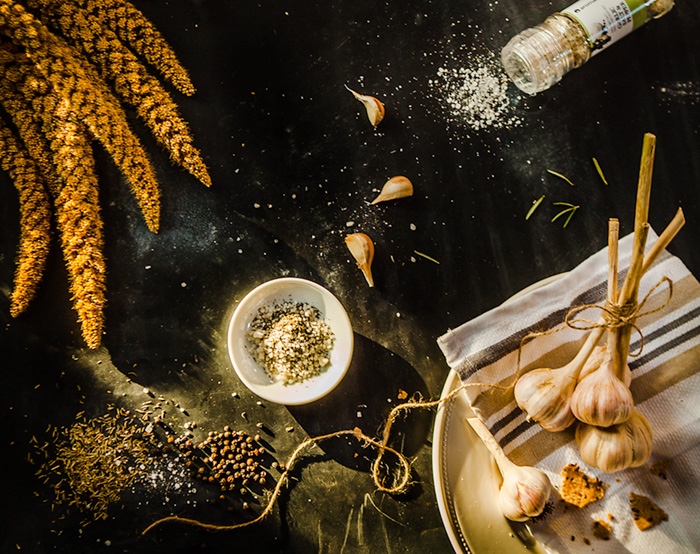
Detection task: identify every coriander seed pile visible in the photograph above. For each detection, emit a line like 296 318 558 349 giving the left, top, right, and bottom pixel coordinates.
247 301 335 385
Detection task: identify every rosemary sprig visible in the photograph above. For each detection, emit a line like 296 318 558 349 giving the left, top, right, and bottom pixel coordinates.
592 157 608 185
413 250 440 264
546 169 575 186
526 194 545 220
552 202 579 228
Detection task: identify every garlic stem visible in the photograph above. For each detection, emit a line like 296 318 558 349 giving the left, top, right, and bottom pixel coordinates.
641 208 684 275
607 218 619 305
466 416 552 521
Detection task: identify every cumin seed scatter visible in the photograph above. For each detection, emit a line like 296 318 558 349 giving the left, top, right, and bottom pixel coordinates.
247 301 335 385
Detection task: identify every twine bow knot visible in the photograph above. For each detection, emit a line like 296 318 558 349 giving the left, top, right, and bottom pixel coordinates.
564 276 673 357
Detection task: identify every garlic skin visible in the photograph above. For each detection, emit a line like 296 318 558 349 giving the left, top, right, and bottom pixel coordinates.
576 409 653 473
466 416 552 521
498 463 553 522
344 233 375 287
570 352 634 428
371 176 413 204
514 367 577 432
345 86 385 127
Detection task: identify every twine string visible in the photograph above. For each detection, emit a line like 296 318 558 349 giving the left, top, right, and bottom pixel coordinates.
142 381 508 535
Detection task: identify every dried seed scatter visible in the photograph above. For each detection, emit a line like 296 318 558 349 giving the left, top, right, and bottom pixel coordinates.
429 49 522 132
592 519 612 540
247 301 335 385
32 408 160 526
629 492 668 530
560 463 606 508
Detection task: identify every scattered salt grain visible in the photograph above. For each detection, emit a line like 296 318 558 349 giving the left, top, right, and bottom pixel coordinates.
430 50 521 131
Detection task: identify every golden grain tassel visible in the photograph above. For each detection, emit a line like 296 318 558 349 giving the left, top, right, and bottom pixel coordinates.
0 116 52 317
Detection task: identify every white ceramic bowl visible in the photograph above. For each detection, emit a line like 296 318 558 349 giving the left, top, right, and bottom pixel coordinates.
227 277 354 405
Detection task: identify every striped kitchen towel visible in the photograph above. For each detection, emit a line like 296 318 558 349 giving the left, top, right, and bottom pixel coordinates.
438 229 700 553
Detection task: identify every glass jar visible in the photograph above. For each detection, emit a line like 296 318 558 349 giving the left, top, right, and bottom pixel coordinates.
501 0 675 95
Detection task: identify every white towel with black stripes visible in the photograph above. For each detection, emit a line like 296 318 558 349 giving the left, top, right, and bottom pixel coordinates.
438 229 700 553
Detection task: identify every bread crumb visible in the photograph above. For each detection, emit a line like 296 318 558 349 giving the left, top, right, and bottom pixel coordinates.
592 519 611 540
560 464 606 508
630 492 668 530
650 460 669 480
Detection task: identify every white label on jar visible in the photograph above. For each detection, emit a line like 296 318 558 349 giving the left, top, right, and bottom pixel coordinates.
563 0 647 56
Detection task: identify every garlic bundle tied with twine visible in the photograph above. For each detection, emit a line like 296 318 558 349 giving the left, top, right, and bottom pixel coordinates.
514 133 685 473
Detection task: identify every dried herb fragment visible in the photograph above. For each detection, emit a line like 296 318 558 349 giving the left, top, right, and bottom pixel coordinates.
526 194 545 220
413 250 440 265
547 169 575 186
592 157 608 185
552 202 579 228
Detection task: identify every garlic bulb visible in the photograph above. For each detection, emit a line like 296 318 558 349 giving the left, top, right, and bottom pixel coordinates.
576 409 653 473
345 86 385 127
514 326 604 432
345 233 375 287
498 463 553 522
466 416 552 521
514 367 577 432
371 176 413 204
570 332 634 428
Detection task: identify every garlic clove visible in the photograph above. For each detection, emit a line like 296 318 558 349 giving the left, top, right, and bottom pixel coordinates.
499 464 553 522
570 356 634 427
575 409 653 473
514 367 577 432
345 233 375 287
345 85 385 126
371 176 414 205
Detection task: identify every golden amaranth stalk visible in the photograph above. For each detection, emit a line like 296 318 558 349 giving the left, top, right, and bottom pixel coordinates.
26 0 211 186
0 53 56 185
0 0 161 233
0 115 52 317
49 115 107 349
76 0 196 96
9 58 107 348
